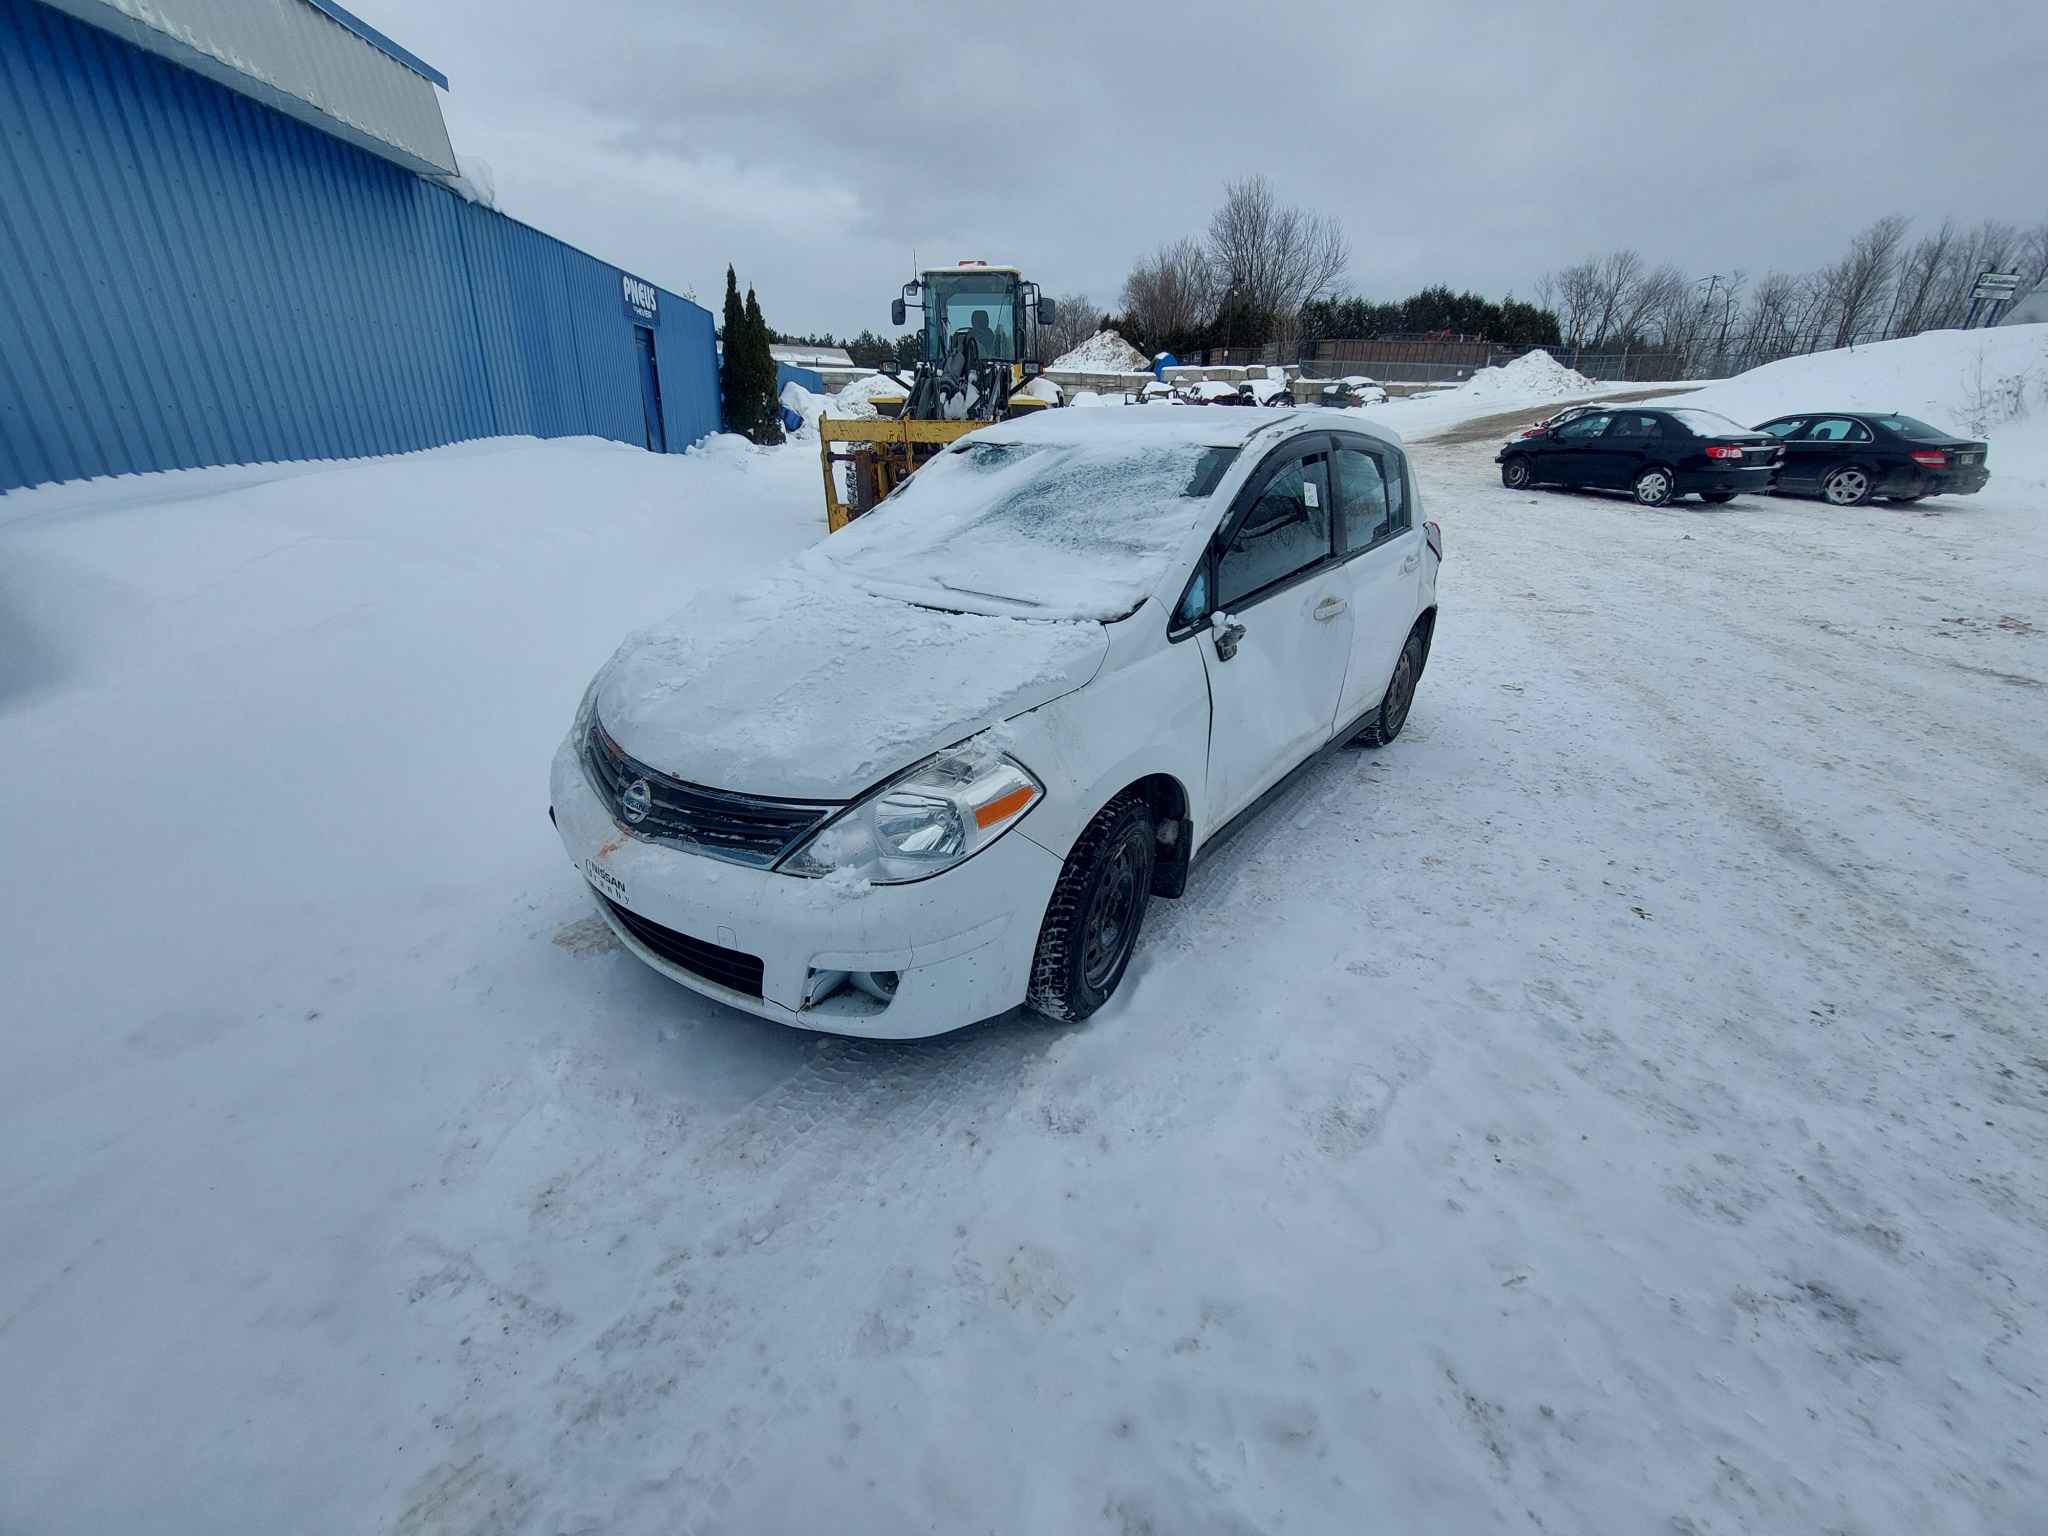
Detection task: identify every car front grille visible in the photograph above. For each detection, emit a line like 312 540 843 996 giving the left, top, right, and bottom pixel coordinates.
584 720 836 868
597 895 765 997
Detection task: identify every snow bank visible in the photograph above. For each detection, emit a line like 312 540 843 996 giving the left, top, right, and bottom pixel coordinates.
1654 323 2048 489
1452 348 1595 403
1049 329 1149 373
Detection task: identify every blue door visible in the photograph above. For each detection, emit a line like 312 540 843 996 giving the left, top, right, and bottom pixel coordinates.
633 326 667 453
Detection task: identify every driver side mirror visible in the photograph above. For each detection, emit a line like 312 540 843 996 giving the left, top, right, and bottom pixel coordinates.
890 297 907 327
1038 297 1057 326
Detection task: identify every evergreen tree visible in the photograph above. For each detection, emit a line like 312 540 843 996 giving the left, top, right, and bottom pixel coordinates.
744 286 783 446
719 264 752 438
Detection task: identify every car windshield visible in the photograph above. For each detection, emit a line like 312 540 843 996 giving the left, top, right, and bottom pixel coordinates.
1666 408 1751 436
1868 413 1948 441
813 436 1242 621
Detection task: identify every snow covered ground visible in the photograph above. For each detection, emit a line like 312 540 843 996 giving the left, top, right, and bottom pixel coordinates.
4 331 2046 1533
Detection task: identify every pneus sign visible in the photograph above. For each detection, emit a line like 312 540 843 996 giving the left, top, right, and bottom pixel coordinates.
620 273 659 325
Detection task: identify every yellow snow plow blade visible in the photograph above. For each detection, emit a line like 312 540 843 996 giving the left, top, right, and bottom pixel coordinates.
819 416 983 533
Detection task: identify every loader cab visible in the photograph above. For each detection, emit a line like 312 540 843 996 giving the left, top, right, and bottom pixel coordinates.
892 263 1054 366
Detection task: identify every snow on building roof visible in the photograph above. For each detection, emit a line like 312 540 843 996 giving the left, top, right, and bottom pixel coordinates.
770 344 856 368
36 0 458 176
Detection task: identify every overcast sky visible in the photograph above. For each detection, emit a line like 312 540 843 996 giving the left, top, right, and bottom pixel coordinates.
370 0 2046 337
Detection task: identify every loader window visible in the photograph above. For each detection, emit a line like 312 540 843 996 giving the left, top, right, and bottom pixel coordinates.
927 278 1023 361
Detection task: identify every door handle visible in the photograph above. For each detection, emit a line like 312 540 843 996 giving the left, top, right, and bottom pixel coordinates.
1313 596 1347 621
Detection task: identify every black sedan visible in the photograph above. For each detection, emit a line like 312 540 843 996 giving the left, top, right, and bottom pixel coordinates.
1751 412 1990 506
1496 407 1781 507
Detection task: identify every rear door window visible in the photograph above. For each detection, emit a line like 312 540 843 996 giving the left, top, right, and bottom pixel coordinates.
1332 445 1391 552
1802 417 1872 443
1217 448 1333 606
1604 413 1663 440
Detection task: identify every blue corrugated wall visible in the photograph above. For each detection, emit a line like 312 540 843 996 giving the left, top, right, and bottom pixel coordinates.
0 0 719 492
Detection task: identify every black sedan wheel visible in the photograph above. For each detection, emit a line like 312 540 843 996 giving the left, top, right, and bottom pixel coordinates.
1027 793 1154 1023
1822 466 1874 507
1633 467 1675 507
1501 456 1532 489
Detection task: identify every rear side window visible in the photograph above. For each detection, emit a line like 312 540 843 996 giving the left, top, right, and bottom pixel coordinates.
1217 451 1332 606
1332 440 1410 547
1333 446 1391 551
1803 417 1872 443
1605 414 1662 440
1868 414 1946 441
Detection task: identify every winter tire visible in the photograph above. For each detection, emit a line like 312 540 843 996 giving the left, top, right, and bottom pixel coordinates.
1632 467 1675 507
1026 793 1155 1023
1501 456 1532 489
1822 466 1873 506
1353 627 1426 749
1700 491 1738 504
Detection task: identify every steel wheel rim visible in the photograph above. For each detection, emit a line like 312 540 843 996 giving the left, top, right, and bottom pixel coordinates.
1081 841 1141 992
1826 470 1866 504
1385 651 1416 735
1638 471 1669 503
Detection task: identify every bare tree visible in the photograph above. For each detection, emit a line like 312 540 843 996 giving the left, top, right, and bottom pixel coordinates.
2023 219 2048 288
1204 174 1350 331
1120 236 1215 347
1890 220 1956 337
1545 257 1603 351
1584 249 1645 349
1818 214 1907 346
1932 219 2019 328
1033 292 1104 364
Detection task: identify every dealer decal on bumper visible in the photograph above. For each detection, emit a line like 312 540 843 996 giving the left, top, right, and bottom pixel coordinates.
584 859 627 904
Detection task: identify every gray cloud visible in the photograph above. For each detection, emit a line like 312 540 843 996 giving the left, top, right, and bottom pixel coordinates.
375 0 2048 336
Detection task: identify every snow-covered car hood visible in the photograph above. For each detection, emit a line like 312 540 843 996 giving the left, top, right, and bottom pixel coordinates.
590 574 1108 799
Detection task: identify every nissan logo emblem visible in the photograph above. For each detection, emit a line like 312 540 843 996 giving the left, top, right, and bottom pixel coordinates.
620 778 652 825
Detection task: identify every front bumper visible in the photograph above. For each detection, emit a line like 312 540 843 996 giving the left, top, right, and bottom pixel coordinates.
549 735 1062 1038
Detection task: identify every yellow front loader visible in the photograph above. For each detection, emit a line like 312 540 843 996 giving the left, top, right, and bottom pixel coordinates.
820 263 1059 531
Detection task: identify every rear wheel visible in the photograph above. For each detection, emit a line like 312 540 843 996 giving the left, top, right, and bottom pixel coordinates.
1353 627 1426 748
1633 467 1675 507
1501 456 1533 489
1700 491 1738 504
1026 794 1155 1023
1822 466 1873 507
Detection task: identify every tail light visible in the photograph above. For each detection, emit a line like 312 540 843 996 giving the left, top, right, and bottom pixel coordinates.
1424 520 1442 561
1704 444 1745 460
1910 449 1948 468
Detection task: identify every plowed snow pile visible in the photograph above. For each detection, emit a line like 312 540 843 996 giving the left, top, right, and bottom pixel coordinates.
1456 348 1596 402
1049 329 1149 372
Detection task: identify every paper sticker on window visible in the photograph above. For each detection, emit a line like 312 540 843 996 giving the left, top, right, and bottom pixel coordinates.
1302 481 1319 508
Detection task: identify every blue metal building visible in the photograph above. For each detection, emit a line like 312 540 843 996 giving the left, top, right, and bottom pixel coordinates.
0 0 719 493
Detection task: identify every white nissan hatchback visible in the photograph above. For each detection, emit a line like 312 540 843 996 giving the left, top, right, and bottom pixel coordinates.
551 407 1440 1037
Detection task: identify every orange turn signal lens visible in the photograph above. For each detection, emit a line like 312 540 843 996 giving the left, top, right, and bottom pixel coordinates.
973 784 1037 830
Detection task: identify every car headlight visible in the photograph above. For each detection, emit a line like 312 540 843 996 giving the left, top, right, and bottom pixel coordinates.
778 746 1043 884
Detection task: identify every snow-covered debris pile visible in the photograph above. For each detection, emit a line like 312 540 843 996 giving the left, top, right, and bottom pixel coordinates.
1050 329 1150 373
1455 349 1596 403
1015 375 1062 405
779 380 829 435
1654 322 2048 484
828 373 908 418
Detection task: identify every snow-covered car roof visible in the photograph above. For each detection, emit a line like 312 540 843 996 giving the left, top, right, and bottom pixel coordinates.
805 408 1392 622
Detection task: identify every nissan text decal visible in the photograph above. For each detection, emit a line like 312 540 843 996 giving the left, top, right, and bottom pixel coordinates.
620 273 658 324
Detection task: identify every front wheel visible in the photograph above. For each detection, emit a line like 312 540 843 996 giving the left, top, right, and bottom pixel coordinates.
1700 491 1738 504
1501 456 1533 489
1633 467 1675 507
1026 794 1155 1023
1353 627 1425 748
1822 466 1873 507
